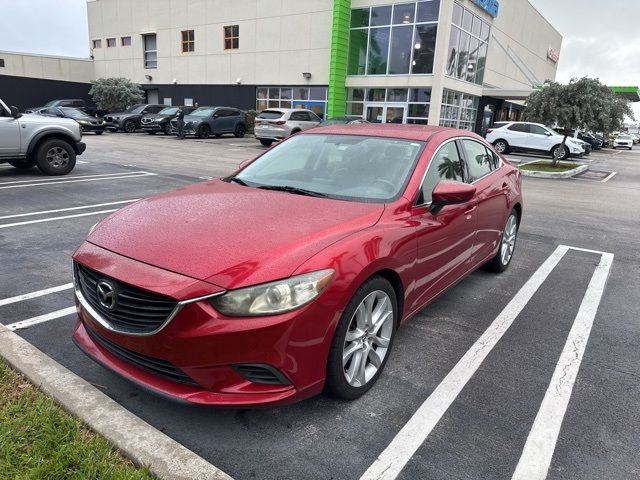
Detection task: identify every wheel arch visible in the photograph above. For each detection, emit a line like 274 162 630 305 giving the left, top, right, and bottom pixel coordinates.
27 131 77 157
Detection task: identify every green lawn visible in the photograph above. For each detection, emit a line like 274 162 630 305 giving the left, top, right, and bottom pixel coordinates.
0 361 153 480
519 160 581 173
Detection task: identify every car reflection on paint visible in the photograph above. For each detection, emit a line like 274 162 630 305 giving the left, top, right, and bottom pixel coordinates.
72 124 523 407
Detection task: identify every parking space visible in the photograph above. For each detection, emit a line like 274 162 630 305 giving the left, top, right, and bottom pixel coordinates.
1 133 640 479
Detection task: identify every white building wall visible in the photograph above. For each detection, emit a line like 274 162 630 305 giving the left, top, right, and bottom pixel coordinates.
0 51 94 83
87 0 333 86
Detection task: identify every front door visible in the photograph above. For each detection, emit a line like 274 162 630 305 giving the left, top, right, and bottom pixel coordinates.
365 104 406 124
0 112 20 156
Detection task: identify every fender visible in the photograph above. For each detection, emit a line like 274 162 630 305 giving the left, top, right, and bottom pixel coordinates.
27 128 79 156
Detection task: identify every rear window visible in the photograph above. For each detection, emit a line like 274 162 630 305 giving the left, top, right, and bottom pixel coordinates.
257 110 284 119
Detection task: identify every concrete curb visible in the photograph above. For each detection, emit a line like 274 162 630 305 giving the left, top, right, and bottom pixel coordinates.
0 322 233 480
519 160 588 179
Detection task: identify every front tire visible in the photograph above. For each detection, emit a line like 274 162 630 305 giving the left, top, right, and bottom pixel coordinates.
234 124 246 138
485 209 519 272
197 125 211 139
123 120 136 133
325 276 397 400
95 131 104 135
552 145 569 160
163 124 171 135
493 139 509 154
35 139 76 176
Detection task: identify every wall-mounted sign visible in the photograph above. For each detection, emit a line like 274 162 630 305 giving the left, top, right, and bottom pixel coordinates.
471 0 500 18
547 47 560 63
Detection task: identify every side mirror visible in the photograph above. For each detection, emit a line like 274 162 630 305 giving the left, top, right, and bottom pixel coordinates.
429 181 476 215
10 106 21 118
545 132 552 136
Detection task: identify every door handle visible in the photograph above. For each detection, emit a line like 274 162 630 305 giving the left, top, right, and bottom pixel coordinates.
464 205 477 214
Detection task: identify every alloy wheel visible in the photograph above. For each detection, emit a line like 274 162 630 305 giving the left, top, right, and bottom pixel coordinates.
500 213 518 265
494 141 507 153
342 290 394 387
45 147 69 169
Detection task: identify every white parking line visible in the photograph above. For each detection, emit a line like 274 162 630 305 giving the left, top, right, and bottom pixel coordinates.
601 172 617 182
512 252 614 480
5 307 77 331
0 199 139 221
0 283 73 307
0 209 118 229
0 171 149 186
0 172 155 190
360 245 571 480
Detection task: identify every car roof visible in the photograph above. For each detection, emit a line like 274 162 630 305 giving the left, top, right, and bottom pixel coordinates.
260 108 314 113
303 124 485 142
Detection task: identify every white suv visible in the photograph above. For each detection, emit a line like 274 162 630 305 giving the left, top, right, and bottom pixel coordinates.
254 108 322 147
486 122 584 160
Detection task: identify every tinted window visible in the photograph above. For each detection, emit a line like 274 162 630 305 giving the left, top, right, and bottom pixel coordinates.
147 106 164 113
60 108 85 118
507 123 529 133
257 110 284 119
419 141 464 204
461 140 492 181
159 107 179 115
190 107 216 117
529 124 549 135
290 111 311 121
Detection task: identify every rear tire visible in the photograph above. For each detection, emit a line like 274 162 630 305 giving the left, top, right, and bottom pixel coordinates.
35 139 76 176
259 139 273 147
485 209 519 273
9 159 36 169
234 124 246 138
493 139 509 154
325 276 397 400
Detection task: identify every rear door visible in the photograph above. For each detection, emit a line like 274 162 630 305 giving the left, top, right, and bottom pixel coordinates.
459 139 506 267
503 123 530 149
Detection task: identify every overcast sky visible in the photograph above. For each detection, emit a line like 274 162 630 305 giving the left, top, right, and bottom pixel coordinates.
1 0 639 118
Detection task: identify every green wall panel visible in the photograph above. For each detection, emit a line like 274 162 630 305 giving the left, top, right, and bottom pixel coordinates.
327 0 351 119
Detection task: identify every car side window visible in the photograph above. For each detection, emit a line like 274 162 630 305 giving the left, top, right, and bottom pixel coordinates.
417 141 464 205
507 123 527 133
529 125 548 135
309 112 321 122
461 139 493 182
289 111 302 121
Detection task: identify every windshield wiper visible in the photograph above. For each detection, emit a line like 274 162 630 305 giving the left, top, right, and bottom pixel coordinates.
226 176 248 186
256 185 328 198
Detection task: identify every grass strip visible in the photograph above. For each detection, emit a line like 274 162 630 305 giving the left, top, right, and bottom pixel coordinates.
519 160 582 173
0 360 153 480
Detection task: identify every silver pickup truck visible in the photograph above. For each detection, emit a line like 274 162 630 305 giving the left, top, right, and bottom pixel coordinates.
0 98 86 175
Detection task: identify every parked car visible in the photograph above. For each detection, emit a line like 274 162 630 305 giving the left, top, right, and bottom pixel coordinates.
486 121 584 160
104 104 166 133
35 107 106 135
630 133 640 144
141 106 196 135
613 133 633 150
0 98 85 175
169 106 247 138
555 128 602 151
254 108 322 147
578 132 603 150
71 124 522 406
26 99 107 117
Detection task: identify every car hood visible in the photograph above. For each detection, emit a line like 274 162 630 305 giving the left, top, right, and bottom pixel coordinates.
109 112 138 119
181 114 205 122
87 180 385 289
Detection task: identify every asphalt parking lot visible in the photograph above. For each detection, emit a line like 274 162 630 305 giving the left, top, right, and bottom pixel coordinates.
1 133 639 480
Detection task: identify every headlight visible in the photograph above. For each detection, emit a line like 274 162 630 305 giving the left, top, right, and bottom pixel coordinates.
210 269 334 316
77 120 89 125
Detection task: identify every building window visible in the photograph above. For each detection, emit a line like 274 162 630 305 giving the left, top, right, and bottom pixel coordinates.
106 38 116 47
439 89 479 130
92 39 102 49
181 30 195 52
348 1 440 76
121 36 131 46
143 34 157 69
0 58 4 68
346 87 431 124
224 25 239 50
446 2 490 85
256 87 327 118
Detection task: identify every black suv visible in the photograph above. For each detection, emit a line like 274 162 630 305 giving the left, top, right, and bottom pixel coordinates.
140 106 196 135
170 107 247 138
104 104 165 133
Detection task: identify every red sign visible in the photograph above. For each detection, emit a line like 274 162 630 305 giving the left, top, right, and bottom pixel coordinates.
547 47 559 63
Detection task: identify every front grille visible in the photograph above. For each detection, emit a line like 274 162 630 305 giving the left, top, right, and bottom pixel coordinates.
75 262 178 334
104 116 113 122
86 325 199 386
233 364 290 385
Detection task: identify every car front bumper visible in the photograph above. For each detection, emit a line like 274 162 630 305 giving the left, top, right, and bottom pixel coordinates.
71 241 337 407
75 141 86 155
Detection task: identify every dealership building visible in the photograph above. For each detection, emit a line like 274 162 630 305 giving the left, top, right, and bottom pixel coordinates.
0 0 563 134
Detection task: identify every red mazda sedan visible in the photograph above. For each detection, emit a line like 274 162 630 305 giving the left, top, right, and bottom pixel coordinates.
72 125 522 407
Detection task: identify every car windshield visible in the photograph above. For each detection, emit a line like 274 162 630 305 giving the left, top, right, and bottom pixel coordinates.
257 110 285 119
124 104 145 113
618 134 631 139
234 134 424 203
190 107 216 117
546 126 563 136
159 107 179 115
60 107 85 118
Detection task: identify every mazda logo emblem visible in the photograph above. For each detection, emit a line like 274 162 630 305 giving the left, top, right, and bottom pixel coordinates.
96 280 117 311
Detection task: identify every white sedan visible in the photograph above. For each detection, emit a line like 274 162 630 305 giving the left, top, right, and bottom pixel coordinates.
613 134 633 150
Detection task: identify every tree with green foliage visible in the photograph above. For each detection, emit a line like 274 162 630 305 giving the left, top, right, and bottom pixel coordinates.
89 77 144 111
526 77 634 164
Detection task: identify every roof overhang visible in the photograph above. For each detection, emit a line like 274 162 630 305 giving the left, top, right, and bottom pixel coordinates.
481 88 534 100
610 86 640 102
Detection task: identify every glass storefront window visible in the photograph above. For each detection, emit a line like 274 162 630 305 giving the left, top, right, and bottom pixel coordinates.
348 1 440 76
367 88 386 102
256 87 327 118
346 87 431 124
447 2 491 85
387 88 408 102
439 88 479 131
347 88 365 102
